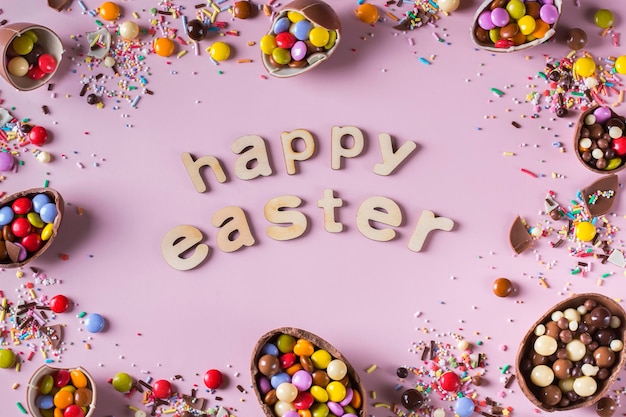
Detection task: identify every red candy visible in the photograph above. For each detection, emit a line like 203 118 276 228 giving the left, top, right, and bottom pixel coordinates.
152 379 172 399
293 391 314 409
280 352 297 368
38 54 57 74
495 39 514 49
11 217 32 238
439 371 460 392
27 65 47 80
22 233 43 252
29 126 49 146
63 405 85 417
275 32 296 49
49 294 70 313
12 197 33 214
54 369 71 388
612 137 626 156
203 369 223 389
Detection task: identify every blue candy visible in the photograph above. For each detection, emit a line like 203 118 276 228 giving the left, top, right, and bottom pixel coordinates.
35 394 54 410
39 203 58 224
32 193 52 213
0 206 14 226
270 372 291 389
273 16 291 34
292 20 312 41
261 343 279 356
85 313 106 333
454 397 475 417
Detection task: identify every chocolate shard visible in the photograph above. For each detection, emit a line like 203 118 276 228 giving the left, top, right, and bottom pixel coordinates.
607 249 626 268
182 394 206 410
41 324 64 350
5 241 21 263
47 0 71 11
582 174 619 217
510 216 533 254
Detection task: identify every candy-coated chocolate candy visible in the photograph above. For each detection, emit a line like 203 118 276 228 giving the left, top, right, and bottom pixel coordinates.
54 389 74 408
490 7 509 27
271 372 291 389
310 402 329 417
276 32 296 49
573 375 597 396
293 339 314 357
532 19 550 39
327 359 347 380
74 387 93 407
85 313 106 333
13 197 33 214
439 371 460 392
566 28 587 50
596 397 617 417
99 1 120 21
38 54 57 74
499 22 518 39
478 10 496 30
41 223 54 241
340 388 354 406
280 352 297 368
204 369 223 389
233 1 252 19
293 391 314 410
615 56 626 75
517 15 536 35
36 394 55 409
40 203 58 223
28 65 47 80
276 382 298 402
292 20 312 41
259 354 281 376
594 9 614 29
287 11 305 22
310 385 329 402
539 4 559 24
153 37 175 57
612 137 626 155
291 369 313 391
488 28 501 43
275 400 296 417
55 369 71 387
311 349 332 369
454 397 475 417
0 206 13 225
63 404 85 417
506 0 525 20
495 39 514 48
574 57 596 77
70 369 88 389
0 348 16 368
300 355 315 372
39 374 55 394
326 381 346 402
119 21 140 39
350 389 362 408
186 19 206 41
354 3 379 24
492 277 513 297
272 47 291 65
260 35 277 55
401 388 423 411
12 217 32 238
0 153 15 172
112 372 133 392
437 0 460 13
152 379 172 399
285 363 303 375
273 16 291 34
22 233 43 252
209 41 231 61
312 369 330 387
12 36 34 55
27 212 45 228
32 193 52 213
7 56 29 77
575 221 596 242
530 364 554 387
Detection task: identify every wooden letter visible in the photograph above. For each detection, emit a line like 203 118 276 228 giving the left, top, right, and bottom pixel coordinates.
161 225 210 271
374 133 417 176
232 135 273 180
317 189 344 233
211 206 256 252
356 196 402 242
331 126 365 170
265 195 308 241
281 129 316 175
181 152 227 193
408 210 454 252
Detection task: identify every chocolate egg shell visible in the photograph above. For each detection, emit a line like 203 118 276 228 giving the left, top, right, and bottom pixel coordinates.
516 293 626 412
574 106 626 174
470 0 562 52
0 188 64 268
251 327 367 417
261 0 341 78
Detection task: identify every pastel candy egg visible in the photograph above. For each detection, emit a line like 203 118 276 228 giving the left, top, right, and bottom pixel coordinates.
291 41 307 61
271 372 291 388
274 400 296 417
119 21 140 40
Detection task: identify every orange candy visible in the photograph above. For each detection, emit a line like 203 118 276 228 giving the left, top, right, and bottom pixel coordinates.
293 339 315 357
153 38 175 57
350 389 362 408
531 19 551 39
354 4 379 24
99 1 120 21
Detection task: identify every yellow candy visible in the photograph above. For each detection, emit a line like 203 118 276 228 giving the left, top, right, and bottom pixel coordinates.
310 349 332 369
27 212 44 228
310 385 328 402
605 157 622 171
488 28 500 44
70 369 88 389
325 381 346 402
531 19 550 39
309 27 330 48
287 11 305 23
59 385 77 394
575 221 596 242
41 223 54 241
260 34 277 55
574 57 595 77
324 30 337 50
311 403 329 417
615 55 626 75
272 47 291 65
518 15 536 36
209 41 231 61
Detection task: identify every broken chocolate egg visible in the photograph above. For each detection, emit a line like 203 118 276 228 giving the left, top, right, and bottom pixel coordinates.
574 106 626 174
470 0 561 52
260 0 341 78
251 327 366 417
0 188 64 268
581 174 619 217
516 293 626 411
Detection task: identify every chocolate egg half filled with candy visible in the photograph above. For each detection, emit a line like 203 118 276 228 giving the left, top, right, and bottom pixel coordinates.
516 293 626 411
251 327 367 417
0 188 64 268
260 0 341 78
470 0 562 52
574 105 626 174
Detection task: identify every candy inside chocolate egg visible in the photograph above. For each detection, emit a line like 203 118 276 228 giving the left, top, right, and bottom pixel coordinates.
574 106 626 174
516 293 626 411
470 0 561 52
260 0 341 78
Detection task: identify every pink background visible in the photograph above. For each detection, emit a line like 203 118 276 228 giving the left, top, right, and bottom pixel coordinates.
1 0 625 416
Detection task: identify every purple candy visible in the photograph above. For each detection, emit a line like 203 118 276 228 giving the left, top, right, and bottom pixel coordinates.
291 370 313 391
328 401 344 416
0 152 14 171
477 10 495 30
539 4 559 24
594 106 613 124
258 376 272 395
15 242 27 261
291 41 307 61
339 388 354 406
490 7 510 27
283 412 299 417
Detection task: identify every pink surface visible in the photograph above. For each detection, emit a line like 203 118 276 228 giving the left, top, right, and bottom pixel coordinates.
0 0 625 416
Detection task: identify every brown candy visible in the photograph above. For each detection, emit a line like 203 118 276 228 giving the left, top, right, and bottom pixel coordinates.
74 387 93 407
589 306 612 329
593 347 615 368
499 23 518 39
264 389 277 406
312 370 330 387
233 1 252 19
539 385 562 407
596 397 617 417
258 354 280 376
552 358 573 380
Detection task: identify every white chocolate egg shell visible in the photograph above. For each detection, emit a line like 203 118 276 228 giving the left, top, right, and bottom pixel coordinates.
515 293 626 411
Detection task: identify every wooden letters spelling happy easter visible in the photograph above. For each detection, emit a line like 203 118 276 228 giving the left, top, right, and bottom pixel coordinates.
162 126 456 271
